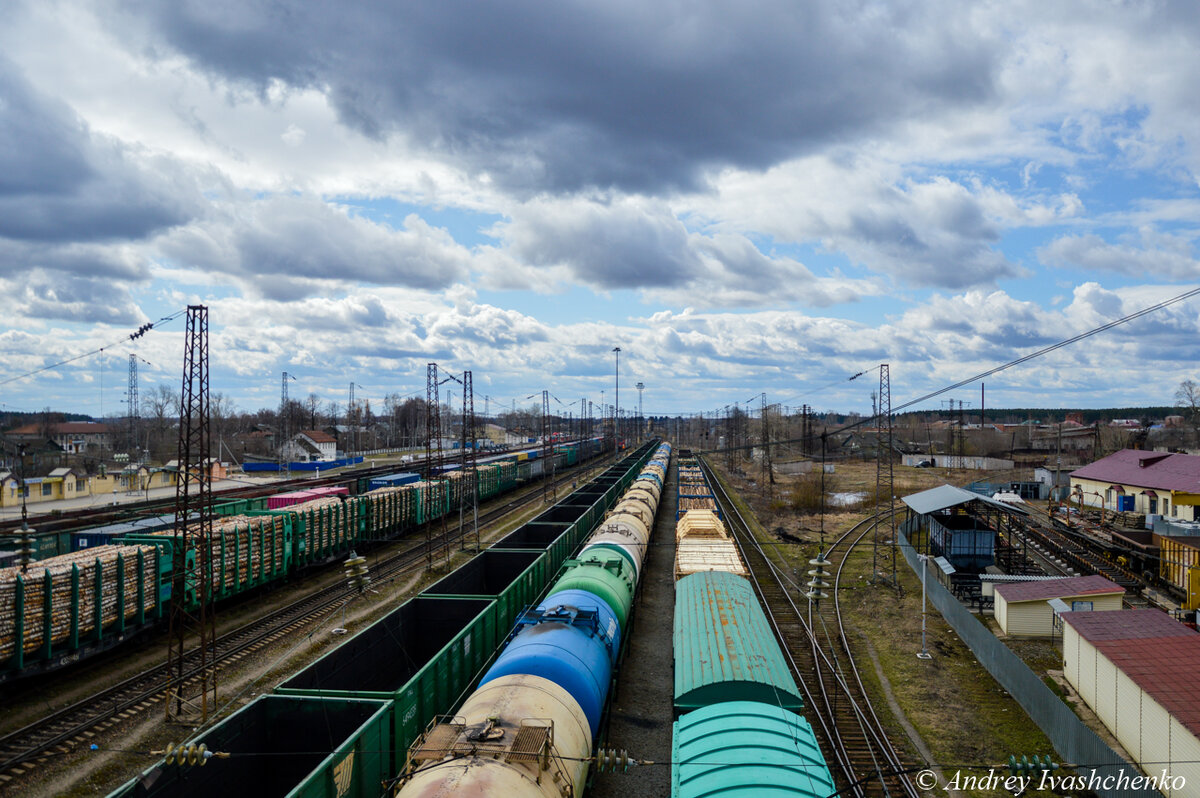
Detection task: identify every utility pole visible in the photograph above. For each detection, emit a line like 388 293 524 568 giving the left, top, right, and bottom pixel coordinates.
461 371 478 550
873 364 897 590
613 347 621 451
165 305 216 723
541 390 552 503
761 393 774 496
279 372 296 471
127 354 139 453
425 364 441 568
636 382 645 443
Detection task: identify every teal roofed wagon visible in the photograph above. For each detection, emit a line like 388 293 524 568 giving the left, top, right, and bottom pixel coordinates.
672 701 835 798
674 571 803 713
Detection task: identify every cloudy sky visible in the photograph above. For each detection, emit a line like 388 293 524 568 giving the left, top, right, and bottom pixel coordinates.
3 0 1200 422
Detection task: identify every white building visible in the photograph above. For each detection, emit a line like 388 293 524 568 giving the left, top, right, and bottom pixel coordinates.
1062 609 1200 797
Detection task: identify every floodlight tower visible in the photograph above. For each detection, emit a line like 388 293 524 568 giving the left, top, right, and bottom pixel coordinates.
636 382 644 442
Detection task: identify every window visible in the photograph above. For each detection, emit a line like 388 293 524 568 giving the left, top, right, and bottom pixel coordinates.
162 473 171 484
76 479 85 492
1071 600 1094 611
41 483 52 496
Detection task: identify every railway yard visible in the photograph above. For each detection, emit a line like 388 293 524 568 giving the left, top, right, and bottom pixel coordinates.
1 436 1198 798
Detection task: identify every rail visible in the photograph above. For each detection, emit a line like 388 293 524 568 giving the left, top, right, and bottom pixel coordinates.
699 457 919 798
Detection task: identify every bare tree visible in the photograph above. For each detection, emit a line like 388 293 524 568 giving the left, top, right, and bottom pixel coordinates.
306 393 321 429
141 385 180 462
1176 379 1200 444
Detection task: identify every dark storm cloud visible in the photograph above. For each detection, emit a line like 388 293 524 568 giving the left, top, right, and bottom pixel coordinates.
0 57 200 245
120 0 998 193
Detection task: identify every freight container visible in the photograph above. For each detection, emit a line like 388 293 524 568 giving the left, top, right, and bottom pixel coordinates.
108 695 392 798
0 529 72 562
421 549 549 636
276 596 497 773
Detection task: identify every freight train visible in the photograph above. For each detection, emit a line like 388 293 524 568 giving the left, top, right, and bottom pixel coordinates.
109 440 663 798
0 439 605 683
671 456 836 797
391 441 671 797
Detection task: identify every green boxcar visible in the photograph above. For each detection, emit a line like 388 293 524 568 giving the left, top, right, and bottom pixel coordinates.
672 701 835 798
276 596 497 773
532 502 603 547
420 549 549 639
674 571 804 714
0 529 72 562
108 695 392 798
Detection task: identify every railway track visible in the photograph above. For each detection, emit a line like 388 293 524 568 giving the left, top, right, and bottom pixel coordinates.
701 459 919 798
0 464 595 785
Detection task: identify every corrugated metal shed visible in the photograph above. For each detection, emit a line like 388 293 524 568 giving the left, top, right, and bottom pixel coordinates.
672 701 835 798
902 484 1029 516
674 571 802 713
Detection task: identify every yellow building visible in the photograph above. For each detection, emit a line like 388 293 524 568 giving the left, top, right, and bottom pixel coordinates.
1062 610 1200 797
993 575 1124 637
1070 449 1200 520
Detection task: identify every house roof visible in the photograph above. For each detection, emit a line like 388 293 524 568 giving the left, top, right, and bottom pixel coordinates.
902 484 1030 516
1071 449 1200 493
299 429 337 444
1061 609 1200 738
995 574 1124 603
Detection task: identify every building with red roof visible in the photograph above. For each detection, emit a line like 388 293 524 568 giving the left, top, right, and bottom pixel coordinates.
1062 609 1200 794
994 575 1124 637
1070 449 1200 520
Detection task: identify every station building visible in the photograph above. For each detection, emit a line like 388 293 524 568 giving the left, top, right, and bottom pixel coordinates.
1070 449 1200 520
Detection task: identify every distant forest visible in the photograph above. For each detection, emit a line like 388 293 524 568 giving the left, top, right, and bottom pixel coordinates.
898 407 1179 424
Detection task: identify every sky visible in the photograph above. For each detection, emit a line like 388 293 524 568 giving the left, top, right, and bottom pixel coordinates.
2 0 1200 422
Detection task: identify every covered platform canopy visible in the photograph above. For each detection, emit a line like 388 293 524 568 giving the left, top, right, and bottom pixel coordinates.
901 484 1031 573
902 484 1031 517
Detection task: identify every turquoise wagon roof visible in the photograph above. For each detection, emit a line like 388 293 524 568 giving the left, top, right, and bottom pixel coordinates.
674 570 803 713
672 700 835 798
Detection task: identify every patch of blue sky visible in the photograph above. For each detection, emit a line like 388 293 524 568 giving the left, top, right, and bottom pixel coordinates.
334 196 504 249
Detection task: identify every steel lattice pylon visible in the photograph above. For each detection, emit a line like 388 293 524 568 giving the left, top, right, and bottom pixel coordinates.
873 363 898 588
541 390 552 503
127 354 139 451
461 371 479 550
164 305 217 723
425 364 442 568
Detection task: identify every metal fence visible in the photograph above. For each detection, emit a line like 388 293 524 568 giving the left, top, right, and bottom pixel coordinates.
896 530 1163 798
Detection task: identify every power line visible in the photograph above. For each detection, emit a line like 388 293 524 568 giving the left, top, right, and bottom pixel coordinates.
0 310 186 388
